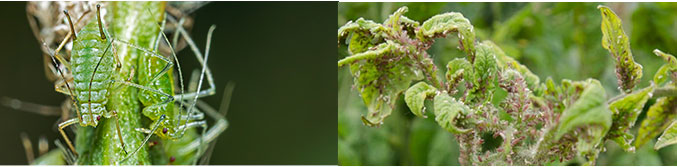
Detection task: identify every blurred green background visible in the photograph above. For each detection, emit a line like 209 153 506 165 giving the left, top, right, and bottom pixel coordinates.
0 1 336 165
338 2 677 166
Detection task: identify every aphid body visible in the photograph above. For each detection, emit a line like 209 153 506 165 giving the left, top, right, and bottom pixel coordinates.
70 16 114 126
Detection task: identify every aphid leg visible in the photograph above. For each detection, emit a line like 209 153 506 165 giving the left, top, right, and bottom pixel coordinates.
174 82 234 164
172 24 217 100
120 115 166 164
20 133 34 164
111 110 128 155
42 42 82 122
197 82 235 164
57 118 79 156
172 25 217 134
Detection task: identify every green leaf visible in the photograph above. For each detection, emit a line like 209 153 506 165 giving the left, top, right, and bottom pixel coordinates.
607 85 655 151
405 82 438 118
416 10 476 59
635 97 677 148
656 120 677 150
654 64 673 86
338 41 398 67
598 5 643 93
383 6 420 34
554 79 611 164
445 58 472 91
341 41 424 126
468 43 499 102
338 18 386 50
556 79 611 139
433 93 470 133
653 49 677 86
484 41 540 90
654 49 677 67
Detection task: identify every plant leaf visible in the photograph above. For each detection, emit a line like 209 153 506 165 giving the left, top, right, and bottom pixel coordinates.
338 18 386 50
416 11 476 60
607 85 655 152
484 41 540 90
383 6 420 34
341 41 424 126
554 79 611 164
653 49 677 86
405 82 438 118
555 79 611 139
433 93 470 133
445 58 472 91
656 120 677 150
598 5 643 93
468 42 499 102
635 96 677 148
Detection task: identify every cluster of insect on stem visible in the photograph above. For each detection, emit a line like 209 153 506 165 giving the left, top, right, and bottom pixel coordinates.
5 2 233 165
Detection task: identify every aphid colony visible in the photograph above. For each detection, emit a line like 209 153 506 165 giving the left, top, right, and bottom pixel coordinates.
11 2 229 165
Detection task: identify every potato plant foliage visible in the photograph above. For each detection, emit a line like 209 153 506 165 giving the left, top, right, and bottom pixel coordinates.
338 5 677 165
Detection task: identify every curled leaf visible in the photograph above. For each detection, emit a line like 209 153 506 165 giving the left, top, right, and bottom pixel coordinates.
654 49 677 67
555 79 611 140
416 11 476 59
653 49 677 86
607 85 655 151
405 82 438 118
656 120 677 150
340 41 424 126
338 41 398 67
635 97 677 148
433 93 470 133
553 79 611 164
445 58 472 91
383 6 420 34
599 5 643 93
338 18 386 50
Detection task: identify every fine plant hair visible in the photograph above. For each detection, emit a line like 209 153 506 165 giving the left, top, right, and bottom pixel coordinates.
337 5 677 165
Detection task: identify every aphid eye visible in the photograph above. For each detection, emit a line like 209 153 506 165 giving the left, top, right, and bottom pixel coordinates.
169 156 176 163
162 128 168 134
96 115 101 121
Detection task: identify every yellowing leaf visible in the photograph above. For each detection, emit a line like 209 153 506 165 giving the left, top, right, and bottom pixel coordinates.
405 82 438 118
599 5 643 93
